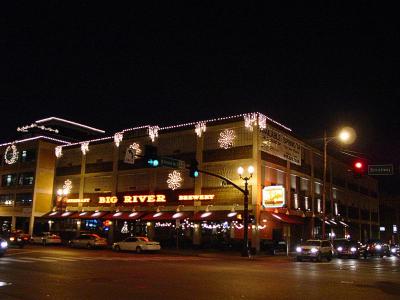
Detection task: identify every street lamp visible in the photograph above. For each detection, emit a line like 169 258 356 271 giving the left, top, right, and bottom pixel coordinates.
322 127 355 239
237 165 254 257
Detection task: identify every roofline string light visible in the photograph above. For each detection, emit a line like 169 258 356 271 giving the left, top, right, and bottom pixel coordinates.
52 112 291 156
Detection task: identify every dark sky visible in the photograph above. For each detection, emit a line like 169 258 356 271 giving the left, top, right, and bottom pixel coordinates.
1 3 399 193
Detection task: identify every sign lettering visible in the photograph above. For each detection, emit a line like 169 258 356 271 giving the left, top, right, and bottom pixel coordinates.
262 186 285 208
66 198 90 203
99 196 118 204
179 195 215 201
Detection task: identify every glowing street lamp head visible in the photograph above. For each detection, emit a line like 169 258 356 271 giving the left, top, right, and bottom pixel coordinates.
237 166 244 175
337 126 356 145
247 165 255 175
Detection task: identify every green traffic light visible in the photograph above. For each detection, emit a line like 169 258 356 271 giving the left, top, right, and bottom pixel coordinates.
194 170 199 177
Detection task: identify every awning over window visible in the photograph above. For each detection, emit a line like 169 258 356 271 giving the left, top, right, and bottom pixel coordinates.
41 211 76 219
102 212 146 220
70 211 109 219
192 211 243 221
141 212 175 221
260 212 304 224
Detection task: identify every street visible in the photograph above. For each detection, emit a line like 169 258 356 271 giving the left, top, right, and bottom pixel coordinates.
0 246 399 300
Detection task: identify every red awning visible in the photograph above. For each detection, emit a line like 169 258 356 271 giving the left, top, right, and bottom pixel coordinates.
192 211 243 221
102 212 146 220
71 211 110 219
41 211 76 219
141 212 175 221
261 212 304 224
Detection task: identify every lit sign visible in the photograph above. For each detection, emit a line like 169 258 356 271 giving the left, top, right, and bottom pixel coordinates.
179 195 215 201
123 195 166 203
394 225 398 233
99 196 118 204
380 226 385 232
66 198 90 203
262 186 285 208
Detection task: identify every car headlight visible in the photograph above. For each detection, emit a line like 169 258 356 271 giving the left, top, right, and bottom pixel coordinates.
337 246 343 252
350 247 357 252
1 241 8 248
10 237 15 241
296 247 302 253
310 248 318 253
391 248 396 253
375 244 382 250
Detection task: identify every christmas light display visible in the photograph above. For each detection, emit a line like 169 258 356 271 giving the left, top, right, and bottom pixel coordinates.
121 221 129 234
63 179 72 194
80 142 89 155
114 132 123 147
4 144 19 165
195 122 206 137
218 129 236 149
55 146 63 158
17 123 59 133
148 126 159 142
128 142 142 155
167 170 183 190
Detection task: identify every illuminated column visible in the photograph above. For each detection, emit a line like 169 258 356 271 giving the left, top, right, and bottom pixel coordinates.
286 161 291 209
11 216 16 231
252 122 262 252
310 151 315 238
112 138 120 195
146 222 155 240
79 151 86 200
193 130 204 247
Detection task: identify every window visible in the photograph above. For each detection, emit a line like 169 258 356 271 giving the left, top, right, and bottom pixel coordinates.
18 172 35 185
0 194 14 206
2 174 17 187
20 149 36 163
15 193 33 206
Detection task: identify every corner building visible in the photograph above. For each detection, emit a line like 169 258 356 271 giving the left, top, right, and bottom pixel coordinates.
46 112 380 251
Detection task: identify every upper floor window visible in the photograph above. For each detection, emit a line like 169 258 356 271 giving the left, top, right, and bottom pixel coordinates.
15 193 33 206
0 194 14 206
1 174 17 187
18 172 35 186
20 149 36 163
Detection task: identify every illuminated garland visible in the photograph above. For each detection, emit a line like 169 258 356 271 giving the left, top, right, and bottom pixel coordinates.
148 126 159 142
4 144 19 164
195 122 206 137
81 142 89 155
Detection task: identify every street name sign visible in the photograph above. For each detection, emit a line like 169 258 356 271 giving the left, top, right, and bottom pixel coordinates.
368 164 394 176
160 157 186 169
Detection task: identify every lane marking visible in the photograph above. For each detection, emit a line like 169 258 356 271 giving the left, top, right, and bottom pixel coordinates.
41 256 78 262
18 257 57 262
1 257 34 263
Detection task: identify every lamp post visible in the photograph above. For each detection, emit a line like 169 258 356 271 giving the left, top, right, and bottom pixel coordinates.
237 165 254 257
321 127 355 239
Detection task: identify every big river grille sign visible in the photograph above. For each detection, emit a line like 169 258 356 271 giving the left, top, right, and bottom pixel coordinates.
260 125 302 165
262 186 285 208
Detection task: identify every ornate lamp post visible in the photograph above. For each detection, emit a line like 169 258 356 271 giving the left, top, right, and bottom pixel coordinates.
237 165 254 257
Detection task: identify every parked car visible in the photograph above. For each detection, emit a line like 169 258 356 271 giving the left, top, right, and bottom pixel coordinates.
112 236 161 253
0 237 8 257
69 234 107 249
334 240 365 258
362 239 391 258
31 232 62 246
296 240 333 262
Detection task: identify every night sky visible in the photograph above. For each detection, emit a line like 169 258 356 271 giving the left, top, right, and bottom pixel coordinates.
1 3 399 193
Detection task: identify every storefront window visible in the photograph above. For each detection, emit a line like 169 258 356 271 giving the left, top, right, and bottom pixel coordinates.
15 193 33 206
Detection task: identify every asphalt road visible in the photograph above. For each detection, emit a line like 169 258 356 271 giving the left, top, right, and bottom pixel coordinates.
1 246 399 300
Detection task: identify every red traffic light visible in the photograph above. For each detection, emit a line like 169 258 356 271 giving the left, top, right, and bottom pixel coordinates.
354 161 363 169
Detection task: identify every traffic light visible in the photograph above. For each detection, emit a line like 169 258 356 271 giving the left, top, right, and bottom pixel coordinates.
189 159 199 178
353 160 365 178
144 145 159 167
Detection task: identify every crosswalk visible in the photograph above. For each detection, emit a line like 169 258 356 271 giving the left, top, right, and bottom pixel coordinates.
0 255 207 264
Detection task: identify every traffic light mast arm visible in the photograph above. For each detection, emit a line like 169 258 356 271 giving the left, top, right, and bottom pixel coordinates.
197 169 246 195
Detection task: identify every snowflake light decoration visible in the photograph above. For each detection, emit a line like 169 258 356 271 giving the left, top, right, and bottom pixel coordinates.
167 170 183 190
4 144 19 165
63 179 72 194
114 132 123 147
129 142 142 155
81 142 89 155
55 146 63 158
218 129 236 149
195 122 206 137
148 126 159 142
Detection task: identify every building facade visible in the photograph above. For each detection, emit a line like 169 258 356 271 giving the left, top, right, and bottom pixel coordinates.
36 112 379 251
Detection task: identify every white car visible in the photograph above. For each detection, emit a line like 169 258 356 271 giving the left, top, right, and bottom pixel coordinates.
31 232 62 246
112 237 161 253
296 240 333 262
